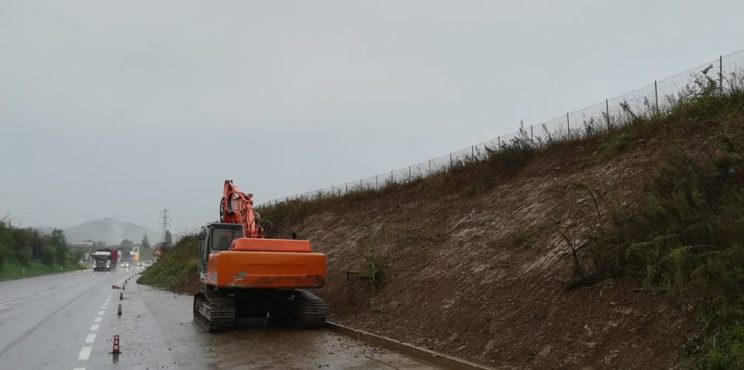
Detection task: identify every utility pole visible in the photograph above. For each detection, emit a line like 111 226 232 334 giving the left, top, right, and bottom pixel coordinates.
159 207 170 243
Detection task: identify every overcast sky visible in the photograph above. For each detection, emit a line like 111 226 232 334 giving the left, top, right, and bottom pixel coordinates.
1 0 743 235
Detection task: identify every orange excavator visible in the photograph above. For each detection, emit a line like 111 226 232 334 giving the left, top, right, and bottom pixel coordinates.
193 180 327 332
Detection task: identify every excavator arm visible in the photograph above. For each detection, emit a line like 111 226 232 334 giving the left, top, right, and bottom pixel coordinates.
219 179 265 238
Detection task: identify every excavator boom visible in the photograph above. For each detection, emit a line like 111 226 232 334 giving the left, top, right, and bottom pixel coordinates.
220 180 265 238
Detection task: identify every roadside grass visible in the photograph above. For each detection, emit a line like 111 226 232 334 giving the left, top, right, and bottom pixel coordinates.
0 259 84 281
137 235 200 293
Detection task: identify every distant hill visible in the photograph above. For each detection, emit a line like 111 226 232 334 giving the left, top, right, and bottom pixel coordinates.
61 218 159 245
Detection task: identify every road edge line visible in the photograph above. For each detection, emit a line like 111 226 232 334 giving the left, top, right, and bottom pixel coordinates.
325 321 496 370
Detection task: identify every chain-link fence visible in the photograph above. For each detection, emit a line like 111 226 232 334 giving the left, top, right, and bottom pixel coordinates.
261 50 744 207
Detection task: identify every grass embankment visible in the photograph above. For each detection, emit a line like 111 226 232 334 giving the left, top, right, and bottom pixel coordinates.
0 260 84 281
137 235 200 293
257 74 744 368
576 88 744 368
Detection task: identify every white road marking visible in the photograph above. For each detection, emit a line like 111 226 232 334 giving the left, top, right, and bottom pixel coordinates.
97 310 104 315
90 324 99 331
85 333 96 344
73 367 86 370
78 346 92 360
94 317 102 323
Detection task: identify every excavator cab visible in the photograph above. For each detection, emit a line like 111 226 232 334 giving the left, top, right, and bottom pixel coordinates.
198 223 244 280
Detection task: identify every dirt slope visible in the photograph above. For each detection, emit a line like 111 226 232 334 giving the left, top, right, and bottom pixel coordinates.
266 130 700 369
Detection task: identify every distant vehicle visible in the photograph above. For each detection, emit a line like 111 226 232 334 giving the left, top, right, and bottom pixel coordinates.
143 261 152 267
92 248 119 271
121 261 131 268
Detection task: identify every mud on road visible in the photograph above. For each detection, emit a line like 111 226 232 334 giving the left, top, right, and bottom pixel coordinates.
113 282 441 370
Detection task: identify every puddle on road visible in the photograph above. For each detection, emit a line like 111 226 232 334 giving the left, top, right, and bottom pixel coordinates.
139 286 439 370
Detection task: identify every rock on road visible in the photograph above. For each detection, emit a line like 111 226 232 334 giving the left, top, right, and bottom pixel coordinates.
0 268 440 370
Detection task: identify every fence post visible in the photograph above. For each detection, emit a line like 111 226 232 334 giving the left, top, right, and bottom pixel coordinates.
719 55 724 94
345 183 348 193
408 165 411 181
497 136 501 149
390 170 394 183
360 179 363 190
449 153 453 168
605 98 611 130
428 159 432 173
583 118 588 136
654 80 659 114
471 145 474 158
375 175 378 188
566 112 570 139
530 125 534 143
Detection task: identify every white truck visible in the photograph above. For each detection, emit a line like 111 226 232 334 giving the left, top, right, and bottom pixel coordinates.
92 248 119 271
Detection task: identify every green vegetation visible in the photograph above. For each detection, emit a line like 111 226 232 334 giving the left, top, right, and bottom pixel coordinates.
605 98 744 368
137 234 199 293
0 260 83 280
163 230 173 247
141 233 151 254
0 218 85 281
358 228 391 291
551 74 744 368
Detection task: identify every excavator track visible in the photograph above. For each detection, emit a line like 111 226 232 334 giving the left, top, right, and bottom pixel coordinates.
292 289 327 328
193 291 236 332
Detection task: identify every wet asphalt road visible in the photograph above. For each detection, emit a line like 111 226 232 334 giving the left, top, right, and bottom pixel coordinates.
0 268 440 370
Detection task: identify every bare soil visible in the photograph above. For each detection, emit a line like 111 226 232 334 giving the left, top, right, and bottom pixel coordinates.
283 133 698 369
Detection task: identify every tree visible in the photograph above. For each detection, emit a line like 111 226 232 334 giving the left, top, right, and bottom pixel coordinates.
163 230 173 248
118 238 134 260
16 229 41 265
34 230 54 266
141 234 151 250
0 221 68 269
0 220 9 267
48 229 68 266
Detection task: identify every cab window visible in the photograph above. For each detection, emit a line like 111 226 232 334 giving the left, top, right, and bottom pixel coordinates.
210 228 241 250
